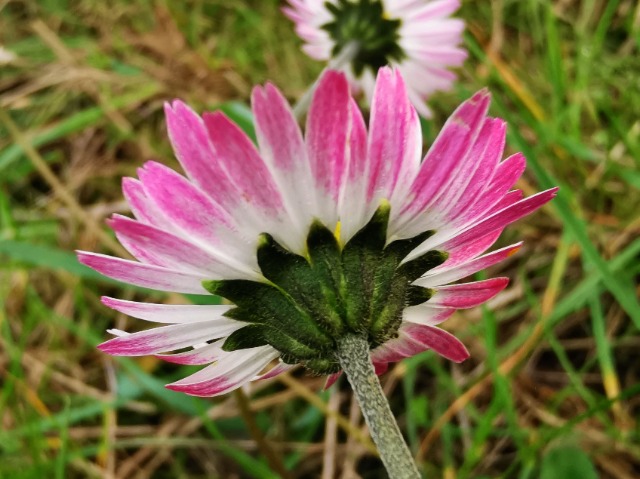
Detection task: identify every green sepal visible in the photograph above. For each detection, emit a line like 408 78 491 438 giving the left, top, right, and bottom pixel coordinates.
256 233 309 285
204 279 333 349
341 202 390 330
202 201 449 376
222 323 328 362
369 229 435 317
345 201 390 252
258 232 343 336
307 220 347 330
202 279 274 306
406 286 435 306
302 357 341 375
222 325 269 351
384 230 434 259
367 232 441 344
396 250 448 282
261 325 330 361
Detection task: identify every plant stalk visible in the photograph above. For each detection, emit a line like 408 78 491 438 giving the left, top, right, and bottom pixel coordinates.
336 333 421 479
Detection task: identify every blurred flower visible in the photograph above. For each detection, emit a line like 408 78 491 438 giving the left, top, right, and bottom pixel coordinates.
79 67 556 397
284 0 467 117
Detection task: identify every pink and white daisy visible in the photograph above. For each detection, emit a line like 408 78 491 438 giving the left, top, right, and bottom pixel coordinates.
283 0 467 117
78 67 556 397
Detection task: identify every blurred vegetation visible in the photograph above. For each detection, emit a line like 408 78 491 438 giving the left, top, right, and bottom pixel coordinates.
1 0 639 478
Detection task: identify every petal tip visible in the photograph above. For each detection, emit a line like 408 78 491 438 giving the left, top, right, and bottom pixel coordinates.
164 383 185 393
451 347 471 363
76 250 93 266
100 296 119 309
507 243 523 257
97 337 123 355
492 276 510 290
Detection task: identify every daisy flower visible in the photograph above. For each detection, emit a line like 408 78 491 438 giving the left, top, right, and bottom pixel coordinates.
283 0 467 117
78 67 556 398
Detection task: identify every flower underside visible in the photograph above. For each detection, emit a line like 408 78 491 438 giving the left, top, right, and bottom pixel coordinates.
205 203 447 375
322 0 405 77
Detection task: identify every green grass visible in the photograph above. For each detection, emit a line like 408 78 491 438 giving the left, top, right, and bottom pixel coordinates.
1 0 639 477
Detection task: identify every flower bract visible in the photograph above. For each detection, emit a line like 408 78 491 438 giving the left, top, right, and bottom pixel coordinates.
78 67 557 397
284 0 467 117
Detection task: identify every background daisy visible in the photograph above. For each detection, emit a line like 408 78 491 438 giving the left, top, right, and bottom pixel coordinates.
284 0 467 116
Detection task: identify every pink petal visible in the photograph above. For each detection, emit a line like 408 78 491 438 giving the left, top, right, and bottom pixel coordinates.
108 215 246 278
454 152 526 227
407 187 557 262
444 188 558 252
391 0 424 12
101 297 231 324
404 45 467 65
202 111 284 217
323 372 342 390
371 323 467 364
77 251 208 294
489 189 523 214
281 6 306 24
344 98 368 184
437 129 504 227
338 98 371 244
255 361 296 380
166 346 279 397
430 278 509 308
252 82 316 246
156 341 225 365
122 178 173 231
401 323 469 363
403 305 456 326
164 101 236 209
433 228 506 272
252 82 307 179
434 118 506 225
372 336 423 364
404 84 433 118
408 0 462 21
402 19 465 39
137 162 258 275
374 361 390 376
390 117 506 238
400 90 491 221
98 320 243 356
367 67 421 205
138 161 232 236
399 61 457 96
419 242 523 287
306 70 350 223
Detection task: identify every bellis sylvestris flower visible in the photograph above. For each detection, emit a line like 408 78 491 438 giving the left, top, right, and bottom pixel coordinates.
284 0 467 117
78 67 556 397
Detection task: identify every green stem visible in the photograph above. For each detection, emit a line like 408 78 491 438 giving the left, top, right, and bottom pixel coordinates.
336 333 421 479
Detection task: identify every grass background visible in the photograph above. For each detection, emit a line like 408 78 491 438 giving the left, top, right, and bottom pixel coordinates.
1 0 639 477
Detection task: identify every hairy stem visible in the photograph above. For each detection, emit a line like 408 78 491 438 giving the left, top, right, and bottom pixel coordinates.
336 333 421 479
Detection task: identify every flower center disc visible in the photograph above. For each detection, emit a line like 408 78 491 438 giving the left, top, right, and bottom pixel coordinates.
322 0 405 77
204 204 447 374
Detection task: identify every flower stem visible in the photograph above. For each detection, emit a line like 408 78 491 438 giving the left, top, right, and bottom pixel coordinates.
336 334 421 479
293 41 360 120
